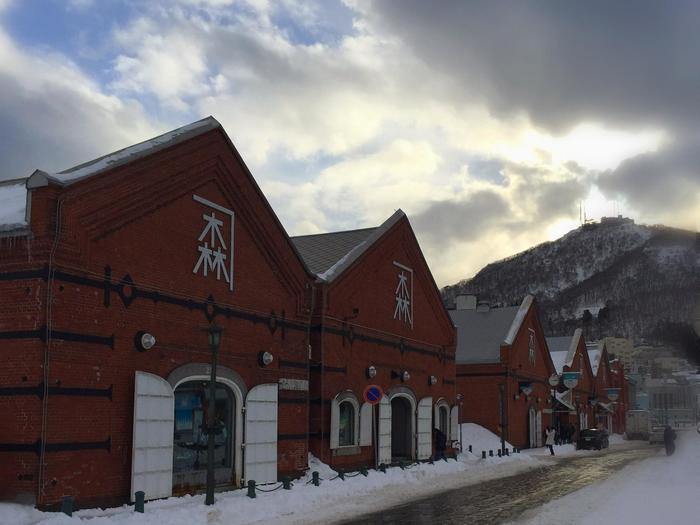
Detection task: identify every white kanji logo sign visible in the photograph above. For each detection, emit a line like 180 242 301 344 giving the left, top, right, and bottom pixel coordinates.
393 261 413 328
192 195 235 291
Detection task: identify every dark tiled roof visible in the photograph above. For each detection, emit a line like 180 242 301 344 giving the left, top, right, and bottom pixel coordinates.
449 306 521 364
291 227 377 275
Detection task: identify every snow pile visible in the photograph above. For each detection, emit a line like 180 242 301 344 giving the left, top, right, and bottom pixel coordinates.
461 422 515 454
0 181 27 232
513 431 700 524
0 426 539 525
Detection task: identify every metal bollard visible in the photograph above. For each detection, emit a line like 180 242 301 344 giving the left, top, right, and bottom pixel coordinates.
497 449 502 457
134 491 145 513
399 462 405 470
282 476 292 490
489 450 493 457
482 450 486 459
468 445 472 453
247 480 256 498
379 463 386 473
61 496 73 517
312 471 320 486
505 448 510 456
337 469 345 481
360 466 368 477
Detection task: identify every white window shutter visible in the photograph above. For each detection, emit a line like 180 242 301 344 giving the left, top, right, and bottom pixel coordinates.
377 396 392 464
450 405 459 441
244 384 278 484
330 396 340 449
416 397 432 460
131 371 174 502
360 402 372 446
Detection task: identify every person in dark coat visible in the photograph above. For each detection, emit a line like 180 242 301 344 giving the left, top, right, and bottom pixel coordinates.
663 425 677 456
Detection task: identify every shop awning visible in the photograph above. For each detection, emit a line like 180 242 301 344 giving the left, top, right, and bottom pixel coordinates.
555 390 575 411
597 402 614 413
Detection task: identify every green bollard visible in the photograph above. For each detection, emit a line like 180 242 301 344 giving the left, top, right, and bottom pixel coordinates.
134 491 145 513
360 466 368 477
337 469 345 481
247 480 256 498
61 496 73 517
312 471 320 486
468 445 473 453
482 450 486 459
379 463 386 473
282 476 291 490
399 462 405 470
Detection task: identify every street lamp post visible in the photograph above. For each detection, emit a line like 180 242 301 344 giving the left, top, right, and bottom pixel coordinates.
205 323 224 506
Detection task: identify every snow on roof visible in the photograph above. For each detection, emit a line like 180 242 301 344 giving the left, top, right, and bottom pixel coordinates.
549 350 570 374
588 347 602 376
546 329 583 374
32 117 221 187
291 210 405 282
504 295 534 345
0 179 28 233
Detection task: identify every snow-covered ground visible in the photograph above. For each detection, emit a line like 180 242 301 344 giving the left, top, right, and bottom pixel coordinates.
512 430 700 525
0 425 631 525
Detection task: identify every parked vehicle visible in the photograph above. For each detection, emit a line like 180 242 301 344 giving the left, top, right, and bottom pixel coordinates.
577 429 610 450
625 410 650 440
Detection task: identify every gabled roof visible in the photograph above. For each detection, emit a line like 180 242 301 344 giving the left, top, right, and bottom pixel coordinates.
547 328 583 374
450 295 534 364
27 117 220 188
290 210 405 282
587 341 603 376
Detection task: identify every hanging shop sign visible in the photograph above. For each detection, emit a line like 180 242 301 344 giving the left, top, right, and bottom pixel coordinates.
606 388 621 401
562 371 580 389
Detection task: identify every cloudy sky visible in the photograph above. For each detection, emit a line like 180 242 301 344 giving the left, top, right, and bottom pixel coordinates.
0 0 698 286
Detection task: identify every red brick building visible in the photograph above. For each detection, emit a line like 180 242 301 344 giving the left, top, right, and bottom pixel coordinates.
450 295 556 450
608 359 630 434
587 341 618 431
0 118 315 509
291 212 457 470
547 329 596 437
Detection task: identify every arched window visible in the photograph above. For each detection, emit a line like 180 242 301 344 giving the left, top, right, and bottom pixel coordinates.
331 392 360 449
338 401 355 447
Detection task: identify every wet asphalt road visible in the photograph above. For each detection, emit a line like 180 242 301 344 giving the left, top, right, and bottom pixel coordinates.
340 444 658 525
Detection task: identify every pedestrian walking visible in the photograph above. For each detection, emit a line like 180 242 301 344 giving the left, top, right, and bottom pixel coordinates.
663 425 677 456
545 426 556 456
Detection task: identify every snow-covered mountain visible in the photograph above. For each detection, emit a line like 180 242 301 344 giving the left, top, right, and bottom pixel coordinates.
442 219 700 354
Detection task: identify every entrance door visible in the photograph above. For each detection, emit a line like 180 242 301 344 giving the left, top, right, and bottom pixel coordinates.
391 397 413 460
528 407 537 448
172 380 234 491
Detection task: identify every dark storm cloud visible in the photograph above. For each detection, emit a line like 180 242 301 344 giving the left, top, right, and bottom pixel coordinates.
411 190 510 245
368 0 700 132
597 139 700 211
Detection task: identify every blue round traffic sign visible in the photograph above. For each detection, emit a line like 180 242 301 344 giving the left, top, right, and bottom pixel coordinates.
364 385 384 405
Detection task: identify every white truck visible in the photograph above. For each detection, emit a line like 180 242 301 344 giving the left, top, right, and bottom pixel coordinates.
625 410 650 440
